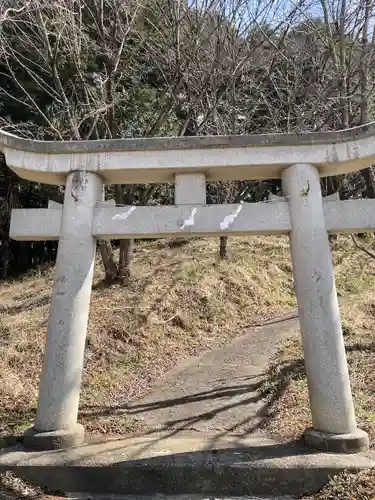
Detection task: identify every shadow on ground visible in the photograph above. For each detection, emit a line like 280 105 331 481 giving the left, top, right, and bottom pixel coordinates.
0 356 308 447
0 434 368 498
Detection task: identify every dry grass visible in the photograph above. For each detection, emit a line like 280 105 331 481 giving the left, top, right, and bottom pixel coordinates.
0 234 374 443
262 303 375 499
262 289 375 447
0 472 63 500
304 469 375 500
259 235 375 499
0 236 295 440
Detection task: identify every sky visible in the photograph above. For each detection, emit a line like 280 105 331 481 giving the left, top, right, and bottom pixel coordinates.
186 0 375 36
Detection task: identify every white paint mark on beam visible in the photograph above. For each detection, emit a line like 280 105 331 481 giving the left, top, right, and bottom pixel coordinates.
180 207 198 230
14 198 375 242
93 203 291 239
112 205 136 221
219 202 244 230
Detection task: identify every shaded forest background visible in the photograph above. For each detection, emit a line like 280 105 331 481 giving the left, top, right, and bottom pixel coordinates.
1 0 375 280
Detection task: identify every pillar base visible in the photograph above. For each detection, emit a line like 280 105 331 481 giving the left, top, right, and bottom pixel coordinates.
23 424 84 451
304 427 369 454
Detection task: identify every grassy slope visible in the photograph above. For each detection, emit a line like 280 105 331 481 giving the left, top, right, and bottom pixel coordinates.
0 235 374 442
0 236 294 437
0 235 375 498
260 235 375 499
263 235 375 446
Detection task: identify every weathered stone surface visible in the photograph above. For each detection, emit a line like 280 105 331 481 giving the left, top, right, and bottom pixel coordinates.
0 432 373 496
93 203 291 239
94 199 375 239
304 427 370 453
69 495 295 500
10 198 375 241
23 424 84 451
282 164 368 447
175 173 206 205
24 171 103 446
3 122 375 185
6 121 375 462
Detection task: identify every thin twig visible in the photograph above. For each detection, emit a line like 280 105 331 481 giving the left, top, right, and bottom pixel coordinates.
351 234 375 260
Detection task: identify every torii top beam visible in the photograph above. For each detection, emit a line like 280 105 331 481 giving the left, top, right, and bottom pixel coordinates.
2 122 375 185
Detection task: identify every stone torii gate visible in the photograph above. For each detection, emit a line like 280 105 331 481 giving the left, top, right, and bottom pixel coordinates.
4 124 375 453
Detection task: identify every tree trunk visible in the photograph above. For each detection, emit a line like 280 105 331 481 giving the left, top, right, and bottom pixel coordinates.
118 239 134 285
98 185 119 283
0 242 10 278
359 0 371 125
361 166 375 199
359 1 374 200
116 185 134 285
98 240 118 284
18 242 31 272
219 236 228 260
339 0 349 129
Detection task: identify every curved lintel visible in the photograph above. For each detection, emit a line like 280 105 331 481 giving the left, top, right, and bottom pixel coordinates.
1 123 375 185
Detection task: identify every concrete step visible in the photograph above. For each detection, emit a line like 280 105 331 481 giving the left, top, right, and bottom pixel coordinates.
68 495 295 500
0 432 372 497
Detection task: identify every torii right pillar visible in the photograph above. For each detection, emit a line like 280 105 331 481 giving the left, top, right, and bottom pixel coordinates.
282 163 369 453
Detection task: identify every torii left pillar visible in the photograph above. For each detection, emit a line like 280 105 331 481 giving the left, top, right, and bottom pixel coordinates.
24 171 103 450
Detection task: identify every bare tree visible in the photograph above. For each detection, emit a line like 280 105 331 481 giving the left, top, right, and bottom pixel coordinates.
0 0 305 266
3 0 375 274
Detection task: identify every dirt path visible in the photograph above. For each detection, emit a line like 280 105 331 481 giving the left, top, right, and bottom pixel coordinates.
127 312 299 435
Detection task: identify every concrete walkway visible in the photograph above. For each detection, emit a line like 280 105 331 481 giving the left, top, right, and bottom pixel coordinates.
2 310 373 498
127 312 300 435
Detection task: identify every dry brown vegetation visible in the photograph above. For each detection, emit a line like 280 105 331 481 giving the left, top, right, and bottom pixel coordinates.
0 235 375 442
305 468 375 500
262 308 375 497
0 236 296 440
0 235 375 498
0 472 61 500
259 235 375 499
263 247 375 446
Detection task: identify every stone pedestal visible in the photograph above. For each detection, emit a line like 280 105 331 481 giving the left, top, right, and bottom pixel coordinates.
24 171 103 450
282 163 369 453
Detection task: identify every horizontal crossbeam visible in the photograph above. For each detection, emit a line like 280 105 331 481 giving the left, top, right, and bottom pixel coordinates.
324 199 375 233
93 202 291 239
10 199 375 241
10 209 61 241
